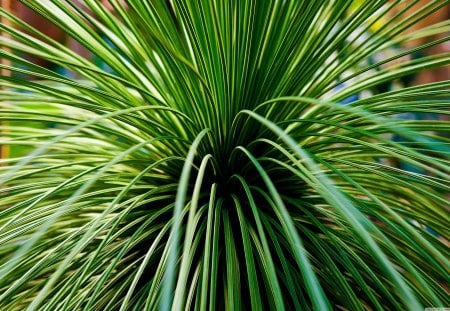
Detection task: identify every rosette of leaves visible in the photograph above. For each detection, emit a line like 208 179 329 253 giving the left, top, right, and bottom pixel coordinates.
0 1 449 310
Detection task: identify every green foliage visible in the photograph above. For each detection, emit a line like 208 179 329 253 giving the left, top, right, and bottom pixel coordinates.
0 1 449 310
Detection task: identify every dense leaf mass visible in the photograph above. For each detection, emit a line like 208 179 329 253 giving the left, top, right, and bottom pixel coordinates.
0 1 449 310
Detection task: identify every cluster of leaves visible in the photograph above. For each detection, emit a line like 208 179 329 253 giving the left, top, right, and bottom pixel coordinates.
0 0 449 310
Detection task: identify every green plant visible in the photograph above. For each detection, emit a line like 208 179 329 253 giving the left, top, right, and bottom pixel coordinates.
0 1 449 310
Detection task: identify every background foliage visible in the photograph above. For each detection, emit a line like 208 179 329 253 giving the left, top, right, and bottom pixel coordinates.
0 0 449 310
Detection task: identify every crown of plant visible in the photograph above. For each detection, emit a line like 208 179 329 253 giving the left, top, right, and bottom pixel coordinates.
0 1 449 310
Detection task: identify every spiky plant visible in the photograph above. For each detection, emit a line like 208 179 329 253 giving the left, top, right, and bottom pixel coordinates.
0 0 449 310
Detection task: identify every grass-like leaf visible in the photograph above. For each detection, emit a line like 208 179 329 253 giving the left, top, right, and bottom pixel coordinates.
0 1 449 310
